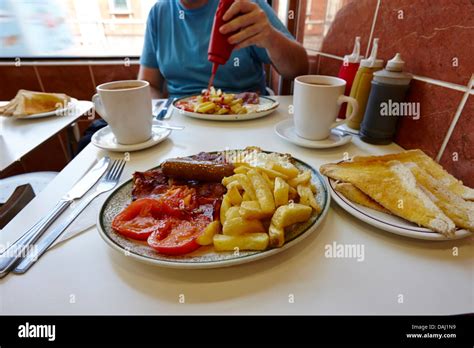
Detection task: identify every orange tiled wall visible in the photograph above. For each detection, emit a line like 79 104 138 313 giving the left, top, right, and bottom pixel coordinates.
310 0 474 187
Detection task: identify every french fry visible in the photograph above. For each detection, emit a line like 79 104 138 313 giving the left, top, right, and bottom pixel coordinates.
235 174 257 200
227 185 243 206
230 104 242 114
234 166 250 174
222 174 238 186
230 98 243 106
247 169 275 215
270 162 299 179
239 201 268 219
288 186 298 201
269 224 285 247
223 94 234 104
213 233 269 251
222 217 265 236
274 176 289 207
288 170 311 187
260 171 275 191
257 166 289 180
226 180 242 191
225 206 241 220
196 102 216 113
242 192 252 201
220 195 231 224
271 203 312 229
297 184 321 212
196 221 221 246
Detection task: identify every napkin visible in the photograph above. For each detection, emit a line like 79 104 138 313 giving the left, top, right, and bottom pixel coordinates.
51 194 108 248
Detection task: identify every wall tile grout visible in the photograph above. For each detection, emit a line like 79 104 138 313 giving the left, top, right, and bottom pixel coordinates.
0 60 140 67
33 66 45 92
365 0 382 58
307 50 474 94
88 65 97 88
435 74 474 162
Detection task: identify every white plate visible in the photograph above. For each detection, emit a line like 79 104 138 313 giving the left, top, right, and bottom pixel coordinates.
97 151 331 269
173 95 279 121
275 119 352 149
327 177 472 241
0 98 78 119
91 120 171 152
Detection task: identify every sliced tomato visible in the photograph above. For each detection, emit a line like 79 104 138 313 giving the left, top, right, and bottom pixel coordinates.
112 198 167 240
147 215 211 255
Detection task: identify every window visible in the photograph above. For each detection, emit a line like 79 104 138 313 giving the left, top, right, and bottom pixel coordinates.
109 0 132 14
303 0 348 51
0 0 156 58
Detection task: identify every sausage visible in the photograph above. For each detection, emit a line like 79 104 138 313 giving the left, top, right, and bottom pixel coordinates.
161 158 234 182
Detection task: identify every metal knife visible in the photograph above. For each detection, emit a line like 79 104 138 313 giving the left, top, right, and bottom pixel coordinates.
156 97 175 120
0 156 110 278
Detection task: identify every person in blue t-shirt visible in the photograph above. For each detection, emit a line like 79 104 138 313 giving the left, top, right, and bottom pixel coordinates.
138 0 308 98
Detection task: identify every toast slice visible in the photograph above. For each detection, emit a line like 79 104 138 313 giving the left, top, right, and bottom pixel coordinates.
352 150 474 201
0 90 71 117
405 162 474 231
320 160 456 236
334 182 390 214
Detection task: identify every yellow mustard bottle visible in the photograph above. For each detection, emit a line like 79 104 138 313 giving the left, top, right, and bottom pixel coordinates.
346 38 384 130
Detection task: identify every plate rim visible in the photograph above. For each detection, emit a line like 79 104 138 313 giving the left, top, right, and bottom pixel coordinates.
3 98 79 119
172 95 279 121
96 151 331 269
327 176 471 241
91 121 171 152
275 118 352 149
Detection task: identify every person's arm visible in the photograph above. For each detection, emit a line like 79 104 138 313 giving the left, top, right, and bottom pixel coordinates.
220 0 308 79
138 65 165 99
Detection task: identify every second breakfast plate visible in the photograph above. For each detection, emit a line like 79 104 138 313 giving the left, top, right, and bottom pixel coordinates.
97 152 330 269
172 95 279 121
0 98 78 119
327 177 472 241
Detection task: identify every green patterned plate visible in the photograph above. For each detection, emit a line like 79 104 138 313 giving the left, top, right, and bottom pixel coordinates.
97 151 330 269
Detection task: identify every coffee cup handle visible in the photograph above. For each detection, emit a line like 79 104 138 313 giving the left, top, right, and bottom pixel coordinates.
92 94 107 121
330 95 359 129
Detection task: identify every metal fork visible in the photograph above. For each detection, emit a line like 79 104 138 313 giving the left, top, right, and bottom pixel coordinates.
12 159 126 274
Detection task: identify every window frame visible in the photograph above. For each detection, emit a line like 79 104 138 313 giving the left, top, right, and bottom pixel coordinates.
108 0 132 15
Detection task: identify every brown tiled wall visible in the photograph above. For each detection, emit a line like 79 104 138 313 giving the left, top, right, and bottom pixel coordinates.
0 63 139 176
312 0 474 187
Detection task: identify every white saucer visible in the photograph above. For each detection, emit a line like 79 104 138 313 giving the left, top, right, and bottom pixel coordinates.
91 121 171 152
275 119 352 149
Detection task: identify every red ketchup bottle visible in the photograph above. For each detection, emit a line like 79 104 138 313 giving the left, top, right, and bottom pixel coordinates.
207 0 235 88
337 36 362 118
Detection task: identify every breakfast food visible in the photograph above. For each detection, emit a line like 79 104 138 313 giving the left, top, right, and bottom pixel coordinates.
175 86 260 115
111 148 320 255
334 182 389 214
0 90 71 117
352 150 474 201
321 150 474 236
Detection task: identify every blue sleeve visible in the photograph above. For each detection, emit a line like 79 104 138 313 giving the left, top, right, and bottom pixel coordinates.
251 0 295 64
140 5 159 69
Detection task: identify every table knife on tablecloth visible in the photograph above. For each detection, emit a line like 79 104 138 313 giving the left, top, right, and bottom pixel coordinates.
0 156 110 278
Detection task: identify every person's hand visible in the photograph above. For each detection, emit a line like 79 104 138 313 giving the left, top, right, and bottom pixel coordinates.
219 0 276 50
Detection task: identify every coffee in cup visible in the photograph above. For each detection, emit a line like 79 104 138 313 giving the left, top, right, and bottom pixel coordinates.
92 80 152 145
293 75 358 140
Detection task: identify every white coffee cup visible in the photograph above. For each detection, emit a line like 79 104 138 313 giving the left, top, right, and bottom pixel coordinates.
92 80 152 145
293 75 359 140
